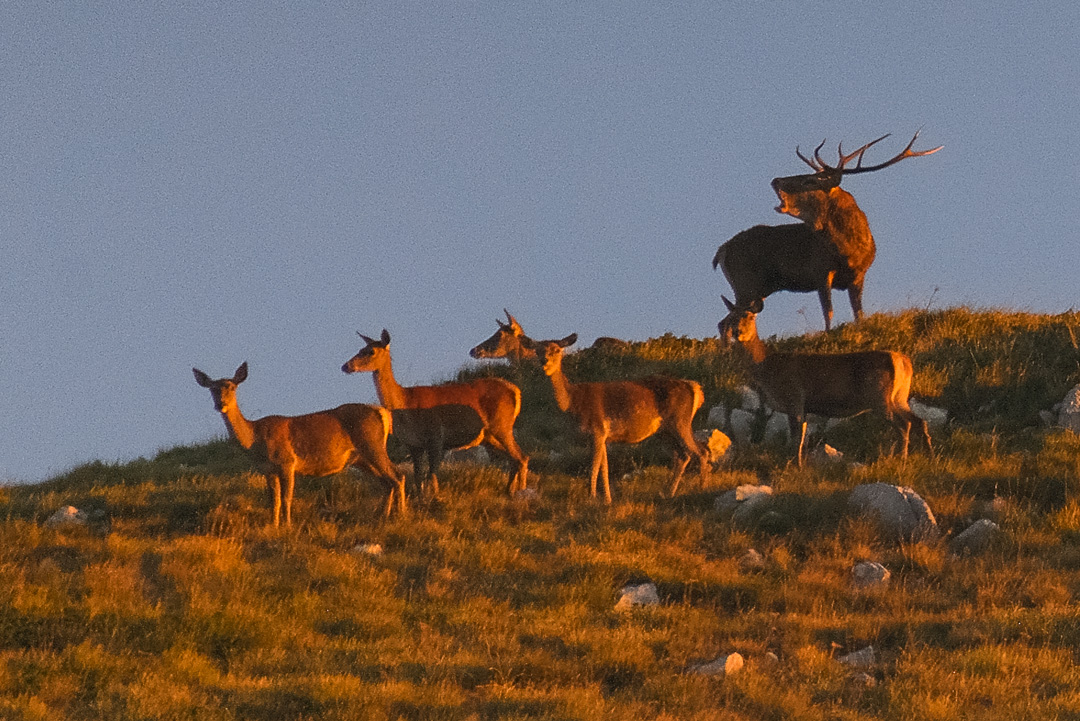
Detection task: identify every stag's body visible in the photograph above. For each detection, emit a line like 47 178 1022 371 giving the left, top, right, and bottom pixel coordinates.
343 330 530 494
714 131 939 331
193 363 406 525
536 334 708 502
719 299 931 465
389 404 485 496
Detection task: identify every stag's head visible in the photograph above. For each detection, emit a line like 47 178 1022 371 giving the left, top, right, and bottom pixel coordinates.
771 131 942 226
469 310 531 360
342 329 392 374
718 297 761 346
193 362 249 414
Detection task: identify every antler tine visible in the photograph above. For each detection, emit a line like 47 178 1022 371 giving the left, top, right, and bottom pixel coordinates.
837 133 890 169
800 139 827 171
840 130 943 175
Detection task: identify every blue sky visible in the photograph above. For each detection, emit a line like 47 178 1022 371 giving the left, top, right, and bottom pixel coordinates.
2 1 1078 482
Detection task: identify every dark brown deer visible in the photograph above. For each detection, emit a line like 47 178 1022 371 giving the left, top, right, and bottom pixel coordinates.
533 334 709 502
713 131 941 331
469 310 630 364
342 330 530 494
718 297 932 466
388 404 485 496
193 362 406 525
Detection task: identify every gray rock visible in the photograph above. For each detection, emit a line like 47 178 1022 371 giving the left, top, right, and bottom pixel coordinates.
838 646 876 669
615 582 660 610
737 385 761 411
45 506 88 527
911 400 948 430
851 561 891 589
949 518 1001 557
764 411 791 444
688 652 744 677
706 403 728 430
728 408 755 445
848 483 938 542
715 485 774 522
1058 385 1080 432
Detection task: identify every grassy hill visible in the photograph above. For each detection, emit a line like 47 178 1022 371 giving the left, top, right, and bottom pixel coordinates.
2 308 1080 720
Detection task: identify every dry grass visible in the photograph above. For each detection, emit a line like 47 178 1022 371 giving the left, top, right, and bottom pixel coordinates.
2 308 1080 720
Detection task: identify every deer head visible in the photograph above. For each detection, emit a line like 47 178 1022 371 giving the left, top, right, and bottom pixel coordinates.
342 329 392 374
771 131 942 228
193 362 249 414
469 310 531 360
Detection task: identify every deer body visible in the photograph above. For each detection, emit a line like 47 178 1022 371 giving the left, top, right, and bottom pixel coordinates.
388 405 485 496
193 363 406 525
343 330 529 494
537 334 708 502
719 298 931 465
715 131 939 331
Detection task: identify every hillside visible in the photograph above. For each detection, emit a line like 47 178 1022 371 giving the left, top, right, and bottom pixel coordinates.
2 308 1080 720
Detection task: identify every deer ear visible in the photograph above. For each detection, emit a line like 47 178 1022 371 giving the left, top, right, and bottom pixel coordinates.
193 368 211 387
233 362 249 384
380 329 391 345
357 331 375 345
559 333 578 348
722 296 735 312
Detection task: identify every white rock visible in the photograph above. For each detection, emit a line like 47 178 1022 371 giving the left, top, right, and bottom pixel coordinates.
352 543 384 557
949 518 1001 557
45 506 88 527
851 561 891 589
615 582 660 610
848 483 938 542
689 652 744 677
737 385 761 411
728 408 755 445
911 400 948 430
706 403 728 430
694 429 732 464
838 646 876 669
1058 385 1080 432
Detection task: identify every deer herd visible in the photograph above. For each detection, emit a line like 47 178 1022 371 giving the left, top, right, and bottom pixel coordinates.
194 131 941 526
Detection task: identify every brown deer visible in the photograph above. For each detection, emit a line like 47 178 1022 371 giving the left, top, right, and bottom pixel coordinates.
533 334 709 502
469 309 630 364
342 330 530 494
387 404 485 496
718 297 932 466
193 362 406 525
713 131 941 331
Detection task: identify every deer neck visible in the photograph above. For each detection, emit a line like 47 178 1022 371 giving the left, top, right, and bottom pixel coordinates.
219 402 257 450
369 360 408 409
545 365 574 413
739 333 770 365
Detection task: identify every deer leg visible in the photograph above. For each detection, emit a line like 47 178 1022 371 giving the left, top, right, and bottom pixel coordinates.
818 271 836 331
599 441 612 505
266 473 283 527
589 436 605 500
791 415 808 467
410 448 426 496
281 467 296 527
668 448 692 498
426 436 444 496
848 284 865 323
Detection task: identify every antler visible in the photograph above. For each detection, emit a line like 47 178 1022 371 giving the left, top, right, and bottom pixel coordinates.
797 130 942 175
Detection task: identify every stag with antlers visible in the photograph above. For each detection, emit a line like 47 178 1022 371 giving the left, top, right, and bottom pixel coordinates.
714 131 941 331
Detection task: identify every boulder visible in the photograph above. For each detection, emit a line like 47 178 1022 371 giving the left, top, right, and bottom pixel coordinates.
911 400 948 431
694 429 732 464
1058 385 1080 432
737 385 761 411
837 646 876 669
848 483 938 542
764 412 791 444
728 409 755 446
45 506 88 528
949 518 1001 557
706 403 728 430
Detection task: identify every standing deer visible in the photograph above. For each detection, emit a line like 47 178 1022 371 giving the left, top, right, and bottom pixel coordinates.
387 404 485 497
713 131 941 331
718 297 932 466
193 362 406 525
533 334 709 502
342 329 530 494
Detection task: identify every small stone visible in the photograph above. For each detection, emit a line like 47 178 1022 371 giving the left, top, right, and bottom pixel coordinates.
838 646 876 669
45 506 88 527
911 400 948 431
689 652 744 677
851 561 891 589
1058 385 1080 432
737 385 761 411
352 543 383 557
615 582 660 610
739 548 765 571
949 518 1001 557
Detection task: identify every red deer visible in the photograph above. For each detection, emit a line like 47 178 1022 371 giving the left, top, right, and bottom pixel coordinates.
533 334 709 502
713 131 941 331
193 362 406 525
718 297 932 466
342 330 530 494
469 310 630 364
388 404 485 497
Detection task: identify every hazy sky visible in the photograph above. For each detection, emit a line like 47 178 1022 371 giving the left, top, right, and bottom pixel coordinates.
3 1 1078 482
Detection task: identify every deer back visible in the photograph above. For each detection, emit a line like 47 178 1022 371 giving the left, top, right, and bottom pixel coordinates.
757 350 909 418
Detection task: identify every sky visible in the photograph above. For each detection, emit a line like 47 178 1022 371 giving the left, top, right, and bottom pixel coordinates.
2 1 1079 483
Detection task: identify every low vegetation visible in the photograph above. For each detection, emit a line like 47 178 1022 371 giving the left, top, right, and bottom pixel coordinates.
2 308 1080 720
